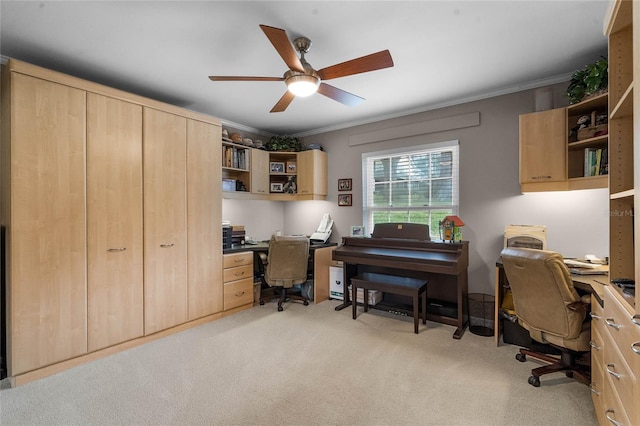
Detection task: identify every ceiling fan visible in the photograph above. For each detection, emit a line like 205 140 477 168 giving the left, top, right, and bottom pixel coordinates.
209 24 394 113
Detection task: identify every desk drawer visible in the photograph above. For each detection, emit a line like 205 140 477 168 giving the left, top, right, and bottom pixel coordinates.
603 286 640 375
602 372 632 426
590 355 605 426
224 251 253 268
601 317 636 423
223 264 253 284
224 277 254 310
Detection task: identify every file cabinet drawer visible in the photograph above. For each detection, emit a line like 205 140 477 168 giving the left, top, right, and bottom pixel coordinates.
223 251 253 268
223 264 253 283
601 317 636 423
590 355 605 425
602 373 631 426
224 277 253 310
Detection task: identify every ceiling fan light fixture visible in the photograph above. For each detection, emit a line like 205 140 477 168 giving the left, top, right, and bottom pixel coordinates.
286 74 320 97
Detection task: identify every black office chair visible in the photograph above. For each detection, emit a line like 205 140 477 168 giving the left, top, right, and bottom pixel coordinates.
500 247 591 387
258 235 310 311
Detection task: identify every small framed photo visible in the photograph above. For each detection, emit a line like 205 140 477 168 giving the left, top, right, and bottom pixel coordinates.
286 161 297 173
338 178 352 191
270 182 284 193
338 194 352 206
350 226 365 237
270 162 285 173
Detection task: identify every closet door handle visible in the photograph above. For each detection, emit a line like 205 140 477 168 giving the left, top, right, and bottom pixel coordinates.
605 318 621 330
160 243 175 248
107 247 127 252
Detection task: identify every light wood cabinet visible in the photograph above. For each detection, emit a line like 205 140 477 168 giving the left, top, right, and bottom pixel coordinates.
86 93 144 352
187 119 223 320
519 96 609 192
519 108 567 189
297 150 328 198
592 1 640 424
143 108 188 335
251 148 270 195
2 59 225 386
223 252 254 311
1 72 88 375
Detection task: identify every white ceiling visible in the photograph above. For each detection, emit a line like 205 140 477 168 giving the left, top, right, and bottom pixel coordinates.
1 1 610 136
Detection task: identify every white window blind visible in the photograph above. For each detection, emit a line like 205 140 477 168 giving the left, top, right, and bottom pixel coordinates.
362 141 459 239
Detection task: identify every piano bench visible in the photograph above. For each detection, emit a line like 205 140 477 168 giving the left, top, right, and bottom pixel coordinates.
350 272 428 334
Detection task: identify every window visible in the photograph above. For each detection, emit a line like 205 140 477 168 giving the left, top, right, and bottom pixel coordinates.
362 141 459 239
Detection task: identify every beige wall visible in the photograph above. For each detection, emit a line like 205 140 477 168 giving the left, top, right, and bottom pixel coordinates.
282 83 609 295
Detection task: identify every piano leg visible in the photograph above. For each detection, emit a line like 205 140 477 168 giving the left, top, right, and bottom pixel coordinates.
335 262 357 311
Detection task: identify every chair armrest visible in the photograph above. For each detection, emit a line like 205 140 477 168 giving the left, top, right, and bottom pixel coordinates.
258 251 268 266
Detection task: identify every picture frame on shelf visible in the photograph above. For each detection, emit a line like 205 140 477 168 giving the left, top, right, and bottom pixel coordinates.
286 161 297 173
338 178 352 191
350 225 365 237
270 182 284 193
338 194 352 206
270 162 285 173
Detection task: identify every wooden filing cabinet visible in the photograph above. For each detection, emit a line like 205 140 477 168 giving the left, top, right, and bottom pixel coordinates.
594 286 639 426
223 251 254 311
590 294 606 425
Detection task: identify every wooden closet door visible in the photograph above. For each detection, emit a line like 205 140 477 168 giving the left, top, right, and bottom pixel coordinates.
8 73 87 375
87 93 144 351
143 108 188 334
187 119 223 320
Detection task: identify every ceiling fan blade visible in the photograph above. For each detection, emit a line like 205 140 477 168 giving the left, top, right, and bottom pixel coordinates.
317 83 364 107
209 76 283 82
259 24 304 73
317 50 394 81
270 91 296 113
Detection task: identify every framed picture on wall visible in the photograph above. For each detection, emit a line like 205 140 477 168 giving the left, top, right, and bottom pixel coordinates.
338 194 352 206
338 178 352 191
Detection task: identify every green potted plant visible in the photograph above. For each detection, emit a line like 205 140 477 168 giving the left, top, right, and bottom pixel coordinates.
566 57 608 104
265 135 305 152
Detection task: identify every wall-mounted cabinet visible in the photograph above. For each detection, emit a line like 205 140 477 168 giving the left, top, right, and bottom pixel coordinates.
222 140 251 193
222 146 327 201
519 93 609 192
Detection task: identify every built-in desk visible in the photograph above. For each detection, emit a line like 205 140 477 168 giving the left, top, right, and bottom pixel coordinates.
223 242 337 303
494 258 608 346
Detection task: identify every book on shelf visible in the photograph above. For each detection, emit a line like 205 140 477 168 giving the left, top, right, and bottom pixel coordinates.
583 147 608 177
222 146 248 170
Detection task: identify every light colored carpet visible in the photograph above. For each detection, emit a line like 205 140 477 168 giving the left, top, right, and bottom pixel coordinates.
0 299 596 426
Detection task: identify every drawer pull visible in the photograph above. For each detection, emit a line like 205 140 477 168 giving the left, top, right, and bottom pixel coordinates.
605 318 621 330
589 340 601 350
605 409 621 426
632 314 640 326
234 271 246 277
606 364 621 379
589 312 601 320
160 243 175 248
107 247 127 252
234 258 246 263
589 386 600 396
632 342 640 355
531 175 552 180
235 290 245 296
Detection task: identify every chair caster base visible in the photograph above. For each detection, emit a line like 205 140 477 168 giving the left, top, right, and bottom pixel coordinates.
528 375 541 387
516 353 526 362
277 306 284 312
303 300 309 306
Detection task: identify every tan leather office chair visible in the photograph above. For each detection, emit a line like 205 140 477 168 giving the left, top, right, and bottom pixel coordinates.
500 247 591 387
259 235 310 311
